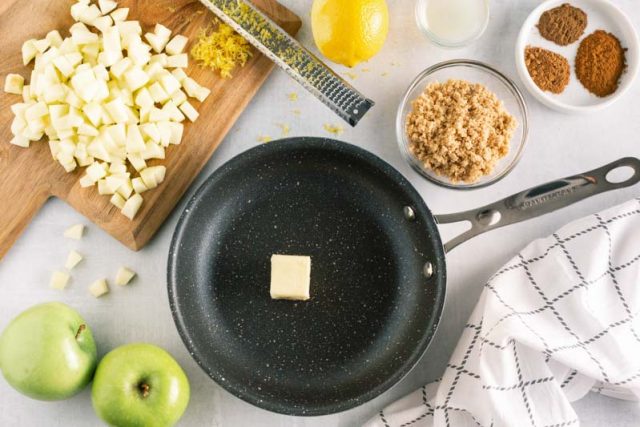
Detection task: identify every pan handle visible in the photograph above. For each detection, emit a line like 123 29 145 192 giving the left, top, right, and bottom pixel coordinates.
434 157 640 252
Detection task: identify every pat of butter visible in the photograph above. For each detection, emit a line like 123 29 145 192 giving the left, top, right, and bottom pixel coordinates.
270 254 311 301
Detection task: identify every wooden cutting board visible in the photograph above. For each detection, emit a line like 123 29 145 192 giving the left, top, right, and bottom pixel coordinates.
0 0 301 259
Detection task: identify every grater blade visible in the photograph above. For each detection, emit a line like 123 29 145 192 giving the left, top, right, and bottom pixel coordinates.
196 0 374 126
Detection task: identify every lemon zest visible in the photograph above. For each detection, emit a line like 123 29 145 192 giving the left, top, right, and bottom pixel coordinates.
190 22 252 79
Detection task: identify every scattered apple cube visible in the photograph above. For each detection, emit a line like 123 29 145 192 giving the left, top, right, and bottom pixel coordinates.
165 35 188 55
121 193 143 219
65 250 84 270
4 74 25 95
64 223 85 240
110 7 129 22
166 54 188 68
98 0 117 15
115 266 136 286
50 271 71 290
110 192 126 209
89 279 109 298
179 101 199 122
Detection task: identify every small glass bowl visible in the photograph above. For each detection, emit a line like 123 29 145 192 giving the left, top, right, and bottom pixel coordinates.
415 0 490 48
396 60 529 190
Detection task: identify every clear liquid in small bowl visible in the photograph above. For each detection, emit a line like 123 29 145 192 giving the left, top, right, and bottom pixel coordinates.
416 0 489 47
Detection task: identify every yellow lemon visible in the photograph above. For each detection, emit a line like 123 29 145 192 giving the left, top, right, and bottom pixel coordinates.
311 0 389 68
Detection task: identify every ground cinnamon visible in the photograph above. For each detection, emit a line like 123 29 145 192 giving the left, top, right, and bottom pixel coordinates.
537 3 587 46
525 46 570 94
575 30 626 97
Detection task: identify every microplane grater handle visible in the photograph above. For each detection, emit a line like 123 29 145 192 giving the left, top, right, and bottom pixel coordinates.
199 0 374 126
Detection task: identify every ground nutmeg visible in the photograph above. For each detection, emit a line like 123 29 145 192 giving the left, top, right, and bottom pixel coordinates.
537 3 587 46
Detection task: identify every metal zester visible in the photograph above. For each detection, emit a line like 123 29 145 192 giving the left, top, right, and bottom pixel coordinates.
196 0 374 126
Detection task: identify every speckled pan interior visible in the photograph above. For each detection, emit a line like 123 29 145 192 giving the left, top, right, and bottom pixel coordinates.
167 137 447 416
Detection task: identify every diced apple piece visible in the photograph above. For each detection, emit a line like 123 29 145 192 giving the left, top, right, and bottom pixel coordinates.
170 89 187 105
22 39 38 65
65 250 83 270
110 57 132 79
148 82 169 104
149 53 167 67
104 97 129 123
131 177 148 193
179 100 198 122
50 271 71 290
10 135 30 148
162 100 184 122
64 223 85 240
4 74 24 94
127 153 146 171
115 266 136 286
22 85 31 102
125 124 146 153
46 30 64 48
159 72 181 95
182 77 211 102
167 121 184 145
121 193 143 219
93 15 114 32
79 174 95 187
171 68 187 82
53 55 75 78
78 4 102 26
33 38 51 53
86 161 108 181
98 0 118 15
141 141 165 160
124 66 149 91
134 88 154 110
109 163 127 174
165 35 188 55
117 21 142 37
166 54 188 68
139 167 158 189
25 101 48 121
144 33 167 53
89 278 109 297
106 123 126 146
71 28 99 45
10 116 26 136
127 41 151 66
110 192 126 209
154 24 172 41
83 102 103 127
110 7 129 22
71 68 98 102
70 1 89 21
193 86 211 103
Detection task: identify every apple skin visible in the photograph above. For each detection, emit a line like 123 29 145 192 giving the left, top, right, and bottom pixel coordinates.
0 302 97 400
92 343 190 427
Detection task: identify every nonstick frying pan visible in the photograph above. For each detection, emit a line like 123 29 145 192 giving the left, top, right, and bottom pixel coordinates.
168 137 640 415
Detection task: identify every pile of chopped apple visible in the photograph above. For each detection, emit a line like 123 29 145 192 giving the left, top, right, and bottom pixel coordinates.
4 0 210 219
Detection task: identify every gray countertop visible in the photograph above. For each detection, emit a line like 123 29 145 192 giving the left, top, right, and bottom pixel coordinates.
1 0 640 425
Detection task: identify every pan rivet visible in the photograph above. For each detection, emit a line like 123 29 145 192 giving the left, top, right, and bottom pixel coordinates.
403 206 416 221
423 262 434 279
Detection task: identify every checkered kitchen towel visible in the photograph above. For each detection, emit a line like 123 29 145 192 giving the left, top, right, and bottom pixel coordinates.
366 198 640 427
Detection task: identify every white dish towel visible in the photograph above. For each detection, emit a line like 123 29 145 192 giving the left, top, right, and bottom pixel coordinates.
365 198 640 427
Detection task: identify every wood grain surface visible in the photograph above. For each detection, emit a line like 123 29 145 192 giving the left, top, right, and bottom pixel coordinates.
0 0 301 259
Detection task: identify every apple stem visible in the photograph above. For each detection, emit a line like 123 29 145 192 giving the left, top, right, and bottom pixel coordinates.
75 324 86 340
139 382 150 398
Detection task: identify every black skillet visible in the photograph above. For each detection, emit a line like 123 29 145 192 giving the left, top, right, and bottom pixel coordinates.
168 137 640 415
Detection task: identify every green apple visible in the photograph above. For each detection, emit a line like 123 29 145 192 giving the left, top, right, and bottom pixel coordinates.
0 302 97 400
92 343 190 427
